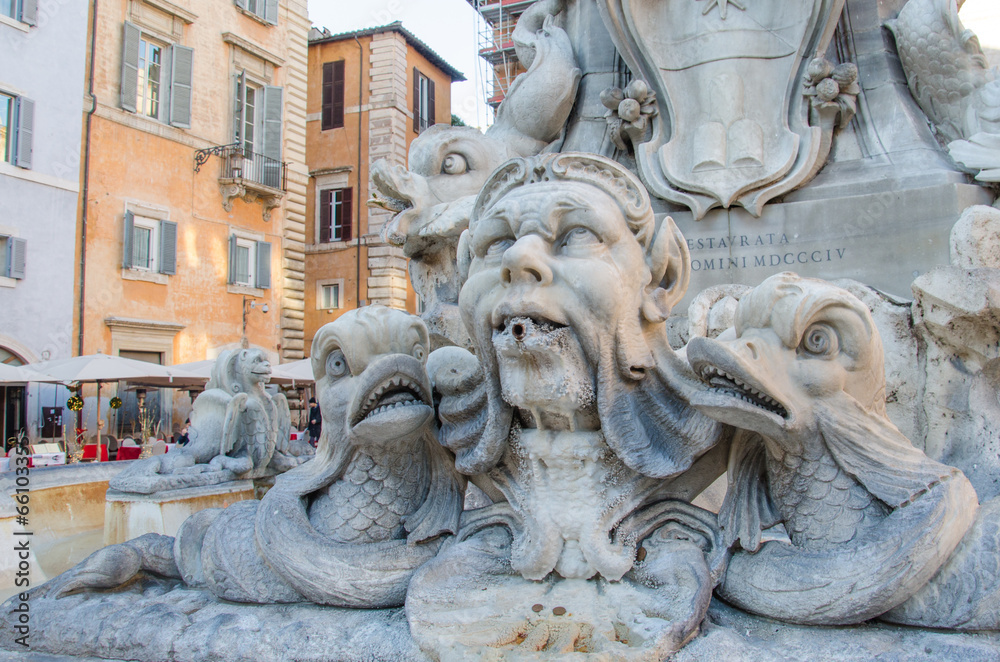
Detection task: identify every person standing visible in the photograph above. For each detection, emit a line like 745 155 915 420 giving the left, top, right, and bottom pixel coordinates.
307 397 322 447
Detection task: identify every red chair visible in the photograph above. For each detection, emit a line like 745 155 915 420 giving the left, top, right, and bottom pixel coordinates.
81 444 108 462
116 446 142 461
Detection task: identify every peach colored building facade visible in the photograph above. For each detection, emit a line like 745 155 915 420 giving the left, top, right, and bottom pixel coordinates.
304 23 463 355
78 0 309 369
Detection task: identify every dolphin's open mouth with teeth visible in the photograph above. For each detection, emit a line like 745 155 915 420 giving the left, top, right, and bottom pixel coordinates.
353 375 432 427
697 364 789 419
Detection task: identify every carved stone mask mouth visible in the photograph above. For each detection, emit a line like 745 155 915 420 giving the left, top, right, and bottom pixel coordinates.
494 315 568 343
696 363 789 419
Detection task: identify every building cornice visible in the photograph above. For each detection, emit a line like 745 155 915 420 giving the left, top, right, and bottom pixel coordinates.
141 0 197 24
222 32 286 67
104 317 186 333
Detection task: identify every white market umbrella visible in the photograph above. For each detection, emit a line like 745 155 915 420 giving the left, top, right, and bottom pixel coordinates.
29 354 204 460
0 362 64 384
270 358 314 386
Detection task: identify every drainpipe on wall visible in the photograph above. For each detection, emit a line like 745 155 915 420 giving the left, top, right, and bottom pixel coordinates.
354 35 363 308
78 0 99 357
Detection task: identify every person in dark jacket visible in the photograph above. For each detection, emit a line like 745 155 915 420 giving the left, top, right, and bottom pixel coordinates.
307 398 322 447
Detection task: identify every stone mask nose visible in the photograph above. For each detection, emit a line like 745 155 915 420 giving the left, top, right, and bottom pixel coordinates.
500 235 553 286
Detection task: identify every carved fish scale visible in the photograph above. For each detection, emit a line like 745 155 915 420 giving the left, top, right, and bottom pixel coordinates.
310 446 430 544
765 442 888 549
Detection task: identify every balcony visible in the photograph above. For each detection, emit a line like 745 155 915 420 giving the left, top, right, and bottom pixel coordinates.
194 143 287 221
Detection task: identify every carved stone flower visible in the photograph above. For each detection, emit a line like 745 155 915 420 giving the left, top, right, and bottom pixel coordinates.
601 79 658 151
804 58 859 129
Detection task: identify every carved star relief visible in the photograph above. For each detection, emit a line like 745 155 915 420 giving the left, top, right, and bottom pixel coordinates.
698 0 746 19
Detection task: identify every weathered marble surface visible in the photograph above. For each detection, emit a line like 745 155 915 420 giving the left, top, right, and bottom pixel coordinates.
4 581 999 662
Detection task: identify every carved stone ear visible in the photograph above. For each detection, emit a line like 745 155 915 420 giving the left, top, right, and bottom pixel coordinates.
457 229 473 285
642 215 691 323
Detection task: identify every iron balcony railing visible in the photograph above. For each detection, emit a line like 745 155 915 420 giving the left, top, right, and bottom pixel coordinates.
223 146 287 191
194 143 287 191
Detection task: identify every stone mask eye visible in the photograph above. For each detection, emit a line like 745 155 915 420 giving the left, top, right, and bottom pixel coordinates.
413 343 426 362
326 349 349 378
801 323 838 357
442 153 468 175
560 227 600 250
485 237 514 258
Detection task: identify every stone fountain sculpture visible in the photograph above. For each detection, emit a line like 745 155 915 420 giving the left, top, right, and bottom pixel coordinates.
370 0 580 350
109 348 311 495
52 306 464 606
6 0 1000 660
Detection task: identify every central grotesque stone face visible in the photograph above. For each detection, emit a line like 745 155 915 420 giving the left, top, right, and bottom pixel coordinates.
406 152 727 659
466 181 647 432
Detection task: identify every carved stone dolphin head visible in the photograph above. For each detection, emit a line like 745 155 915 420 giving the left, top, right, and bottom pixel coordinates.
310 306 434 450
687 272 884 443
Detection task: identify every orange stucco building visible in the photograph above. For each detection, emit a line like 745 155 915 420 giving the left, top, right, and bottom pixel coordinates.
304 22 464 354
78 0 310 369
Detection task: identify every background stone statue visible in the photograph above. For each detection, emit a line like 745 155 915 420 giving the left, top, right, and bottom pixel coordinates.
110 348 309 494
52 307 465 608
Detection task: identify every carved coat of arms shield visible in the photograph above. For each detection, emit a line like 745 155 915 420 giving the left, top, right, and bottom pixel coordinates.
597 0 846 219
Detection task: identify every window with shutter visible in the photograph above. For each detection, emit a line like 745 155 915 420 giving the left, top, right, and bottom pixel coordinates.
340 188 353 242
255 241 271 289
234 70 247 146
7 238 26 280
318 187 353 243
0 92 13 164
413 69 432 134
19 0 37 25
428 79 436 128
413 67 420 133
120 22 141 113
319 189 332 243
14 97 33 169
227 235 238 284
159 220 177 275
169 46 194 129
264 0 278 25
122 212 135 269
322 61 345 131
260 86 283 188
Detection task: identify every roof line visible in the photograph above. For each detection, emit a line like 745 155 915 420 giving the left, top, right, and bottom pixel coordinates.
309 21 466 82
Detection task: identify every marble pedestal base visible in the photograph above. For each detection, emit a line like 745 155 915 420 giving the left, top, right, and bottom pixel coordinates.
2 577 998 662
102 481 255 546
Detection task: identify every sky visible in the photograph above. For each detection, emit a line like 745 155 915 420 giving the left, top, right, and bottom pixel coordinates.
308 0 495 129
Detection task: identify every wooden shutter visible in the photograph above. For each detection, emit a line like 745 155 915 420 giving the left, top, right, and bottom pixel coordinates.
227 235 237 284
341 188 353 242
428 79 436 127
159 220 177 275
322 61 345 130
319 189 332 243
321 62 333 130
7 238 26 280
169 46 194 129
234 0 247 9
332 60 344 129
234 70 246 144
412 67 419 132
122 212 135 269
264 0 278 24
261 86 283 161
14 97 33 169
120 22 141 113
255 241 271 289
20 0 37 25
